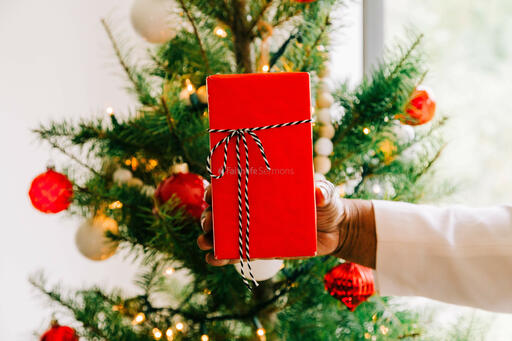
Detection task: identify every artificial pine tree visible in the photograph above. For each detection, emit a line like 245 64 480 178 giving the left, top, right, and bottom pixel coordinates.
30 0 457 340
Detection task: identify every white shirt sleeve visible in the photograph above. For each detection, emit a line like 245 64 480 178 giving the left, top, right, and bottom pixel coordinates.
373 200 512 313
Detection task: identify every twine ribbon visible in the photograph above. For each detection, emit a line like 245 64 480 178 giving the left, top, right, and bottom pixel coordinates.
207 119 312 289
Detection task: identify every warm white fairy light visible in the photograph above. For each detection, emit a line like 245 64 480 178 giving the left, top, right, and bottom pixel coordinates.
175 322 184 331
379 325 389 335
132 312 146 325
363 127 370 135
256 328 266 336
372 184 382 194
185 79 195 93
106 107 114 115
165 328 173 340
201 334 209 341
164 267 175 276
214 26 227 38
153 328 163 340
109 200 123 209
262 64 270 72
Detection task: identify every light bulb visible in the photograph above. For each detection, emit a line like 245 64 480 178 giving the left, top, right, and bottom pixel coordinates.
201 334 209 341
153 328 163 340
363 127 370 135
256 328 266 336
175 322 184 331
262 64 270 72
379 325 389 335
109 201 123 209
164 267 175 276
132 312 146 325
106 107 114 115
185 79 194 93
214 26 227 38
165 328 173 339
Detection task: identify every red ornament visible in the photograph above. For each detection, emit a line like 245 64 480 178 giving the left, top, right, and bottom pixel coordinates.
40 322 78 341
398 86 436 126
155 172 208 219
29 168 73 214
324 262 375 311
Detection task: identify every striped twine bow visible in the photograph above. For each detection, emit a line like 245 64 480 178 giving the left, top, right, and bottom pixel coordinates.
206 119 313 289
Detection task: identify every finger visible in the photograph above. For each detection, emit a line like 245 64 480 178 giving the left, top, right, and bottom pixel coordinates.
206 252 230 266
204 185 212 204
197 233 213 250
201 209 212 233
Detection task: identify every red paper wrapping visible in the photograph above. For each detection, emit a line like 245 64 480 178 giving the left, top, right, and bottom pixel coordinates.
207 72 317 260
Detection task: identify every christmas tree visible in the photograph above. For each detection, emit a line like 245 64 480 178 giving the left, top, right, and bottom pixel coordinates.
29 0 459 340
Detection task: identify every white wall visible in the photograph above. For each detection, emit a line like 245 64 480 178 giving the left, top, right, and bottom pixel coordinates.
0 1 362 339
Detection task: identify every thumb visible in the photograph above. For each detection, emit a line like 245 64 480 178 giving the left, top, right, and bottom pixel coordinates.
315 179 345 232
315 179 335 207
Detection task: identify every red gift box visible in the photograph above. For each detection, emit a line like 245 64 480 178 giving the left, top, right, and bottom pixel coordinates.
207 72 317 260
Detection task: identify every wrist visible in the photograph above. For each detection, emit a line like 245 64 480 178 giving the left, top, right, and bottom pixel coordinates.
331 199 377 269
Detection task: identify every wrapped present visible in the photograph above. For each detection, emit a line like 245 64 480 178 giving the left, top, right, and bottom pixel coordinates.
206 73 317 276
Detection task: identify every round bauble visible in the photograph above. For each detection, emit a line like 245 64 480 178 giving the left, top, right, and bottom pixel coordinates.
155 172 208 219
130 0 180 43
126 177 143 187
40 321 78 341
314 137 333 156
235 259 284 281
317 91 334 108
324 262 375 311
196 85 208 104
29 169 73 214
113 168 133 184
76 215 119 261
314 155 331 175
316 108 332 124
398 86 436 126
319 124 335 139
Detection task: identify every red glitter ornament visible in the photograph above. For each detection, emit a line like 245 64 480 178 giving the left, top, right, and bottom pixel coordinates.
398 86 436 126
324 262 375 311
155 172 208 219
40 321 78 341
29 168 73 214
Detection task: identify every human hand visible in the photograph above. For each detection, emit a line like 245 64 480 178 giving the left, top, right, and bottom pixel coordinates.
197 179 376 268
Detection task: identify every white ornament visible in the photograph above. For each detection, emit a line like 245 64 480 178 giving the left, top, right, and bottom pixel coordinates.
314 155 331 175
131 0 181 43
314 137 333 156
141 185 156 197
196 85 208 104
234 259 284 281
113 168 133 184
316 108 332 124
179 88 192 105
317 91 334 108
318 124 335 139
126 177 144 187
76 215 119 261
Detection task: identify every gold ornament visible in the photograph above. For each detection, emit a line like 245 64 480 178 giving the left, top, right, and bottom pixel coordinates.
196 85 208 104
319 124 335 139
317 91 334 108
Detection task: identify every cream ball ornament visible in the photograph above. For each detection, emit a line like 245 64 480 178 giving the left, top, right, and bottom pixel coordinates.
75 215 119 261
316 108 332 124
317 91 334 108
196 85 208 104
113 168 133 184
130 0 180 43
314 137 334 156
319 124 335 139
314 155 331 175
235 259 284 281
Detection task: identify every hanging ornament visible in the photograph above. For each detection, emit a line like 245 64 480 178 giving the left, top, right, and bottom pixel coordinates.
235 259 284 281
314 74 336 176
113 168 133 184
314 137 334 156
29 168 73 214
196 85 208 104
316 91 334 108
40 320 78 341
318 124 335 139
324 262 375 311
398 86 436 126
75 215 119 261
130 0 181 43
316 108 332 125
313 156 331 175
155 171 208 219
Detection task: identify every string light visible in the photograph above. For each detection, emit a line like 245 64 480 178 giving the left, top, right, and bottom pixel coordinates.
214 26 227 38
363 127 371 135
261 64 270 72
256 328 266 336
364 332 371 339
106 107 114 115
379 325 389 335
185 79 195 93
372 184 382 194
125 157 139 170
164 267 175 276
203 288 212 295
253 317 266 341
112 304 123 311
200 334 209 341
317 45 325 52
146 159 159 171
132 312 146 325
109 201 123 209
165 328 173 340
153 328 163 340
175 322 184 331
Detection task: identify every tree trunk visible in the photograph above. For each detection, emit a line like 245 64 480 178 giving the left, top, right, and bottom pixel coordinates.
231 0 253 73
